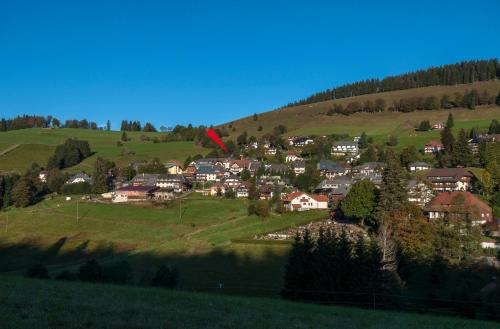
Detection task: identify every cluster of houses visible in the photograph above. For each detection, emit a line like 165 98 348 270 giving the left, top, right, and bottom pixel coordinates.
51 129 496 228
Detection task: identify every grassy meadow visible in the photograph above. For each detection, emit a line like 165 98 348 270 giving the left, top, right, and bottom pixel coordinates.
0 128 208 174
1 275 497 329
0 193 326 295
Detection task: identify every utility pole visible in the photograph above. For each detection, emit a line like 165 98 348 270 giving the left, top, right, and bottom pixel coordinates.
178 198 182 221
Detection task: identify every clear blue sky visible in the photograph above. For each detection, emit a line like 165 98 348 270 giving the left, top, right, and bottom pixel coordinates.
1 1 499 129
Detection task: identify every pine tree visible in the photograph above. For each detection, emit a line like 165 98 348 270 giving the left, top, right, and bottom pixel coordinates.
375 150 408 222
440 126 455 154
91 157 116 194
446 113 454 129
496 92 500 106
452 129 474 167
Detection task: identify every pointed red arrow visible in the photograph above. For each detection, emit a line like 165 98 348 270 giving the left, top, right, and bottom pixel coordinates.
206 128 228 153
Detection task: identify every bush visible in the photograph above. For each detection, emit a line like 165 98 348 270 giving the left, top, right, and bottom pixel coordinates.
26 264 49 279
248 203 257 216
151 264 179 288
78 259 103 282
248 200 271 217
56 270 77 281
61 182 91 195
103 261 132 284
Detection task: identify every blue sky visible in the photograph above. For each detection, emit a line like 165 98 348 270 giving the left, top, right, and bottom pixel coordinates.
1 1 499 129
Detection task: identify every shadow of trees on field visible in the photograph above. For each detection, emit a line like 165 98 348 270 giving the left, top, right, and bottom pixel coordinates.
1 236 500 321
0 237 289 297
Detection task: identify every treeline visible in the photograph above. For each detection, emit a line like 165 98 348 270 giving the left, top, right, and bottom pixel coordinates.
286 59 500 107
120 120 157 132
0 115 112 132
325 89 500 116
47 139 92 170
26 259 179 289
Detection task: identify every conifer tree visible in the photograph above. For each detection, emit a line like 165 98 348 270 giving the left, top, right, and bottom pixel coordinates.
452 129 474 167
440 126 455 154
446 113 454 129
375 150 408 222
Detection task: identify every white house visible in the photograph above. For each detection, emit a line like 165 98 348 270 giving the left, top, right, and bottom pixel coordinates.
283 192 329 211
409 162 431 172
331 141 359 156
285 152 302 163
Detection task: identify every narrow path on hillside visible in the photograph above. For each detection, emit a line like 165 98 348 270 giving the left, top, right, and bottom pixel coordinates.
0 144 20 157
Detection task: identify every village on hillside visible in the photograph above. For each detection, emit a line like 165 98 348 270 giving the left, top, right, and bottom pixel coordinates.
41 118 500 249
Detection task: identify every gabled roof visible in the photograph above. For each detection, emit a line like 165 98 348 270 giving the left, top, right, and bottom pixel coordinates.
426 168 472 180
197 165 215 174
425 191 491 214
333 141 358 147
425 140 443 147
409 161 431 167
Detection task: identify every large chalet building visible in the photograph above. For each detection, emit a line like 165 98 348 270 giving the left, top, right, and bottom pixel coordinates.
425 168 473 192
424 191 493 225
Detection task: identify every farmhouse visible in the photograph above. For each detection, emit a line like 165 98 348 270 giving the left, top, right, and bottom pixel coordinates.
236 182 251 198
331 141 359 156
163 160 183 174
425 168 473 192
285 152 302 163
424 191 493 224
292 160 306 174
283 192 329 211
196 165 217 182
112 186 157 203
130 173 160 186
317 160 348 178
424 140 444 154
224 175 241 188
66 173 91 185
409 161 431 172
154 188 175 200
156 174 191 193
352 162 385 176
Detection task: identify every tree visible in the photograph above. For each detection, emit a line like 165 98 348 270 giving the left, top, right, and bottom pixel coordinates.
374 98 386 112
375 150 408 222
452 129 474 167
496 92 500 106
417 120 431 131
240 169 251 181
358 132 369 149
440 126 455 154
11 178 36 207
151 264 179 288
400 145 419 168
224 188 235 199
52 118 60 128
92 157 116 194
253 113 258 121
282 233 306 300
446 113 454 129
106 120 111 131
440 94 452 109
237 131 248 145
340 180 377 225
359 144 377 163
143 122 157 132
386 135 398 147
78 259 103 282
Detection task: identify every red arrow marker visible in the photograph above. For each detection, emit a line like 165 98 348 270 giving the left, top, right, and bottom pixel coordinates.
206 128 228 153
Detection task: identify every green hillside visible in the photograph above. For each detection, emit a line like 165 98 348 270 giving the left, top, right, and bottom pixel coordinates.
0 194 326 296
0 128 209 174
1 275 497 329
221 80 500 147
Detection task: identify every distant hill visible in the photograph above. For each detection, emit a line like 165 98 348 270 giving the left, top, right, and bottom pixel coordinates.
220 80 500 148
1 275 497 329
0 128 209 174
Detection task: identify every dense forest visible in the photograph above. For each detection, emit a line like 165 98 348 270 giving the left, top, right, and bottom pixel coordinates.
285 59 500 107
0 115 108 132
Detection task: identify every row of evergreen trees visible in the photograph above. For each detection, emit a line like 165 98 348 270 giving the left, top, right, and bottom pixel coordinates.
283 228 400 308
0 115 113 132
286 59 500 107
119 120 157 132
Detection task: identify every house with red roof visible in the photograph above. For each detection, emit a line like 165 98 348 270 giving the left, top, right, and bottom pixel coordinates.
424 191 493 225
424 140 444 154
283 192 329 212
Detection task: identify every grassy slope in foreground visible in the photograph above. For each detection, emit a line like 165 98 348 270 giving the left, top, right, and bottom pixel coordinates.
0 128 209 174
1 276 497 329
